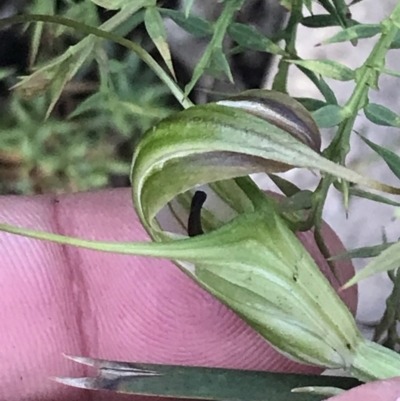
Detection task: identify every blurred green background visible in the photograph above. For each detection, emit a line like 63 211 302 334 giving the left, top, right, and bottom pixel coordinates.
0 0 179 195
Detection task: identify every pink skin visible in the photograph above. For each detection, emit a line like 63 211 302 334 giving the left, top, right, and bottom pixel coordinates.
0 188 398 401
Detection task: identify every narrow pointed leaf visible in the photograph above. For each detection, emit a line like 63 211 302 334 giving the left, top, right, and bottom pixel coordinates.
291 386 344 397
358 134 400 179
312 104 346 128
349 0 364 5
364 103 400 127
184 0 244 96
5 3 153 116
279 0 292 11
145 7 175 78
303 0 313 13
343 241 400 288
316 76 338 105
0 13 192 110
268 174 301 197
288 59 355 81
14 41 96 118
45 46 96 118
55 357 360 400
160 8 212 38
390 30 400 49
227 22 286 56
302 15 358 28
330 243 393 261
208 48 233 81
183 0 195 17
316 0 337 17
381 68 400 79
277 190 313 213
295 98 328 113
349 188 400 207
28 1 55 67
320 24 381 45
331 0 352 23
90 0 128 9
295 69 337 105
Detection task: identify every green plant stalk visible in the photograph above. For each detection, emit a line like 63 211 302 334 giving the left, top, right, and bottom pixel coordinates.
272 0 337 104
350 339 400 381
373 267 400 345
0 14 193 110
272 2 338 103
330 2 400 155
308 2 400 320
312 1 400 230
272 0 302 93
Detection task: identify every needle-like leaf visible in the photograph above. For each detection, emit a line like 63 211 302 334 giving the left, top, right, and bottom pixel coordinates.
55 356 360 400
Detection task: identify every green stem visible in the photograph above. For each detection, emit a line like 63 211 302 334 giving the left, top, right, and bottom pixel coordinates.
327 2 400 163
272 0 302 93
312 1 400 228
0 222 235 262
0 209 263 265
373 267 400 345
350 339 400 382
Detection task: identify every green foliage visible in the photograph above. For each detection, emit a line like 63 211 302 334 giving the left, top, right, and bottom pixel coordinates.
0 0 176 195
288 59 355 81
183 0 245 96
0 50 172 195
364 103 400 127
0 90 126 194
55 355 360 400
3 0 400 397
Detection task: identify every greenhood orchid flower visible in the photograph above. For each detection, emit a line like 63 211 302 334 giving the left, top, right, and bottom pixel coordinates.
1 89 400 382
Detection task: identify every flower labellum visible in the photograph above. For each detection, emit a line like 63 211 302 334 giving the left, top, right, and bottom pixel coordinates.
150 189 399 380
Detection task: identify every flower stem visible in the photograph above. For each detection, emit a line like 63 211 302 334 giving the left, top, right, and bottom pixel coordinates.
350 339 400 382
